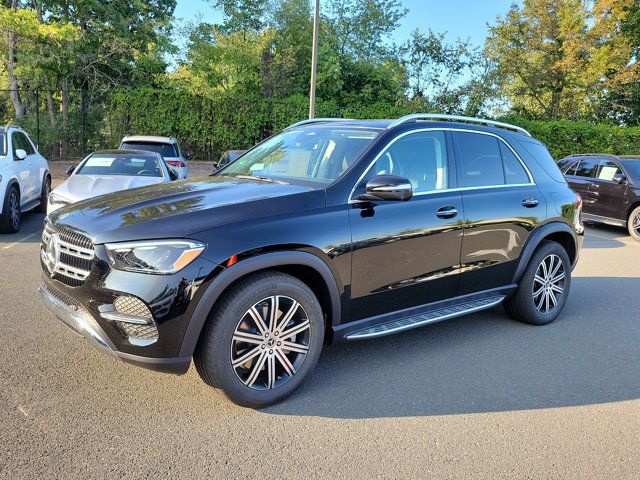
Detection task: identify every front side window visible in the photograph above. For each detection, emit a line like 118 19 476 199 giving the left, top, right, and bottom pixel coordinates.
574 159 597 178
221 126 380 184
76 154 164 177
595 160 622 181
455 132 504 187
354 130 449 197
12 132 33 156
121 141 178 158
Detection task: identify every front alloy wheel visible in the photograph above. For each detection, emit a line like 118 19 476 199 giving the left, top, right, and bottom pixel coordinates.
231 295 311 390
195 271 324 408
628 206 640 242
9 190 20 231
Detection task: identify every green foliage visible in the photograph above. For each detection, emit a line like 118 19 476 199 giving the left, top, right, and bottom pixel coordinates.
503 117 640 159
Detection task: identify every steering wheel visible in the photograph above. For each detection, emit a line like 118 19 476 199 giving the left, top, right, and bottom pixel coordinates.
137 169 154 176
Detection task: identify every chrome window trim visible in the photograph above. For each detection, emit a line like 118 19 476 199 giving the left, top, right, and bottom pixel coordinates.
348 127 535 203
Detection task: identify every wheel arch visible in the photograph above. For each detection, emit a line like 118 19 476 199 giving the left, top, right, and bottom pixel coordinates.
178 251 342 357
626 201 640 223
512 222 578 284
2 177 20 206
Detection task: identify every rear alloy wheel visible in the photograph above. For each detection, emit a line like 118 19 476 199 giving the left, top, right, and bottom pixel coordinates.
628 206 640 242
195 271 324 408
504 240 571 325
0 187 21 234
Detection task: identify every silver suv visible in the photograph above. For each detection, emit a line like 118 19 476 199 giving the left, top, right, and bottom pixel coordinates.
119 135 189 179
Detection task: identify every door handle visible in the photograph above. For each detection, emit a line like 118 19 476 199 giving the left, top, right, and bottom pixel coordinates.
521 197 539 208
590 183 599 189
436 206 458 219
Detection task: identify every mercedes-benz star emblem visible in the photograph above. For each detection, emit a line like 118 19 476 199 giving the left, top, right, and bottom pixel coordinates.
44 233 60 276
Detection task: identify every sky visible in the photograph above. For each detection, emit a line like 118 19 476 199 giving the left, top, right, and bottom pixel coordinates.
174 0 518 49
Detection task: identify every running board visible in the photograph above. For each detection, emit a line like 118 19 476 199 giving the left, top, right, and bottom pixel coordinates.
346 295 505 340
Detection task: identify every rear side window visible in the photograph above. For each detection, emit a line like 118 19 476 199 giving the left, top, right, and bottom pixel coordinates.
574 159 597 178
499 142 530 184
455 132 504 187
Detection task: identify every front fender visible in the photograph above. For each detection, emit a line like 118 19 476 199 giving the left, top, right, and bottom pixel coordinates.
178 251 342 357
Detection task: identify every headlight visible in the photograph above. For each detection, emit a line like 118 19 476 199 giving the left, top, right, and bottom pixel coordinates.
49 192 70 205
105 240 206 274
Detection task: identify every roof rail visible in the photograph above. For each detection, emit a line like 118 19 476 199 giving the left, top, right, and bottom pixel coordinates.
285 118 353 130
567 153 619 158
387 113 532 137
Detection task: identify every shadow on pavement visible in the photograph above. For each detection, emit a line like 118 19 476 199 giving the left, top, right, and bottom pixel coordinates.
265 276 640 419
0 212 45 245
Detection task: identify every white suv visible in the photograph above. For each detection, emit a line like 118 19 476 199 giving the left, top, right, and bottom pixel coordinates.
119 135 189 178
0 126 50 233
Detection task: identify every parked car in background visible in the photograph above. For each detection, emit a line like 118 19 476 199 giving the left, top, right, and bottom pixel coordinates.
48 149 178 215
216 150 246 171
40 114 582 408
559 154 640 241
119 135 189 179
0 126 50 233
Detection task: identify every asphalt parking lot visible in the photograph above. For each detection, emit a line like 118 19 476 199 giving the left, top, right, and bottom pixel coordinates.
1 213 639 479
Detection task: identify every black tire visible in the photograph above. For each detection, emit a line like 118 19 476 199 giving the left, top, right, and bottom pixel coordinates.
504 240 571 325
37 175 51 213
627 205 640 242
194 271 325 408
0 187 21 234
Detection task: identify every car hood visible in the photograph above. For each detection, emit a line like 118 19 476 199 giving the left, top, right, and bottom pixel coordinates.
49 176 324 244
54 175 167 203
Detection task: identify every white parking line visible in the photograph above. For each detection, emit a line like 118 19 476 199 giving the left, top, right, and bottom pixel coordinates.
0 231 40 250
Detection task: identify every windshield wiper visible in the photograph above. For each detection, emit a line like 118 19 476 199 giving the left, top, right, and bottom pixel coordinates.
234 175 289 185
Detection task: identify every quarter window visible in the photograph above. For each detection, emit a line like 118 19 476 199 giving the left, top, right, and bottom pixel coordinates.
574 159 597 178
499 142 530 184
357 130 448 196
455 132 504 187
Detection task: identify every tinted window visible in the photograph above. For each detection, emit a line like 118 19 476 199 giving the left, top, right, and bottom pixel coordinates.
76 154 164 177
0 132 5 156
121 141 178 158
574 159 597 178
621 159 640 181
595 160 623 181
499 142 530 184
562 161 579 175
455 132 503 187
519 140 565 183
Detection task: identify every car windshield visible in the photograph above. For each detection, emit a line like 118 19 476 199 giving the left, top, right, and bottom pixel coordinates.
121 141 178 158
219 126 380 183
76 154 164 177
621 159 640 181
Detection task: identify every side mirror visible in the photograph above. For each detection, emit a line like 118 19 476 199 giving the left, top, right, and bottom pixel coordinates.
355 175 413 202
66 165 75 176
14 149 27 160
613 173 627 184
169 168 179 181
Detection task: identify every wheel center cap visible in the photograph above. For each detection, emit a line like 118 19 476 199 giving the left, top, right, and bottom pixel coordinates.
267 338 275 347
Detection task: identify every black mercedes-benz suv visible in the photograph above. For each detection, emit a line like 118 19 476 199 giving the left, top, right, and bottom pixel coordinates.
39 114 583 407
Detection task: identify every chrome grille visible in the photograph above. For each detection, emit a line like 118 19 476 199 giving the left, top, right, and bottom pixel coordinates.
41 224 95 286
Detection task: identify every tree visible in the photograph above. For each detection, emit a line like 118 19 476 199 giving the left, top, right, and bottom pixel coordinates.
210 0 268 36
486 0 637 120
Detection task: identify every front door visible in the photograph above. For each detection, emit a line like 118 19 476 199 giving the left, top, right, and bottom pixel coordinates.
348 129 464 321
10 131 37 204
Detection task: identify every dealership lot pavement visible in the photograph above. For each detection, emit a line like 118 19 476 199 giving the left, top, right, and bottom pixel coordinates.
1 215 639 479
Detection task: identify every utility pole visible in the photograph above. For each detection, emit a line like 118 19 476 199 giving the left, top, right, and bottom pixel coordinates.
309 0 320 119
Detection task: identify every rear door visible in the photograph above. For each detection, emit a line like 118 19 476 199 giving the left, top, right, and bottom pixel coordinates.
564 158 598 212
590 159 627 221
453 131 545 294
